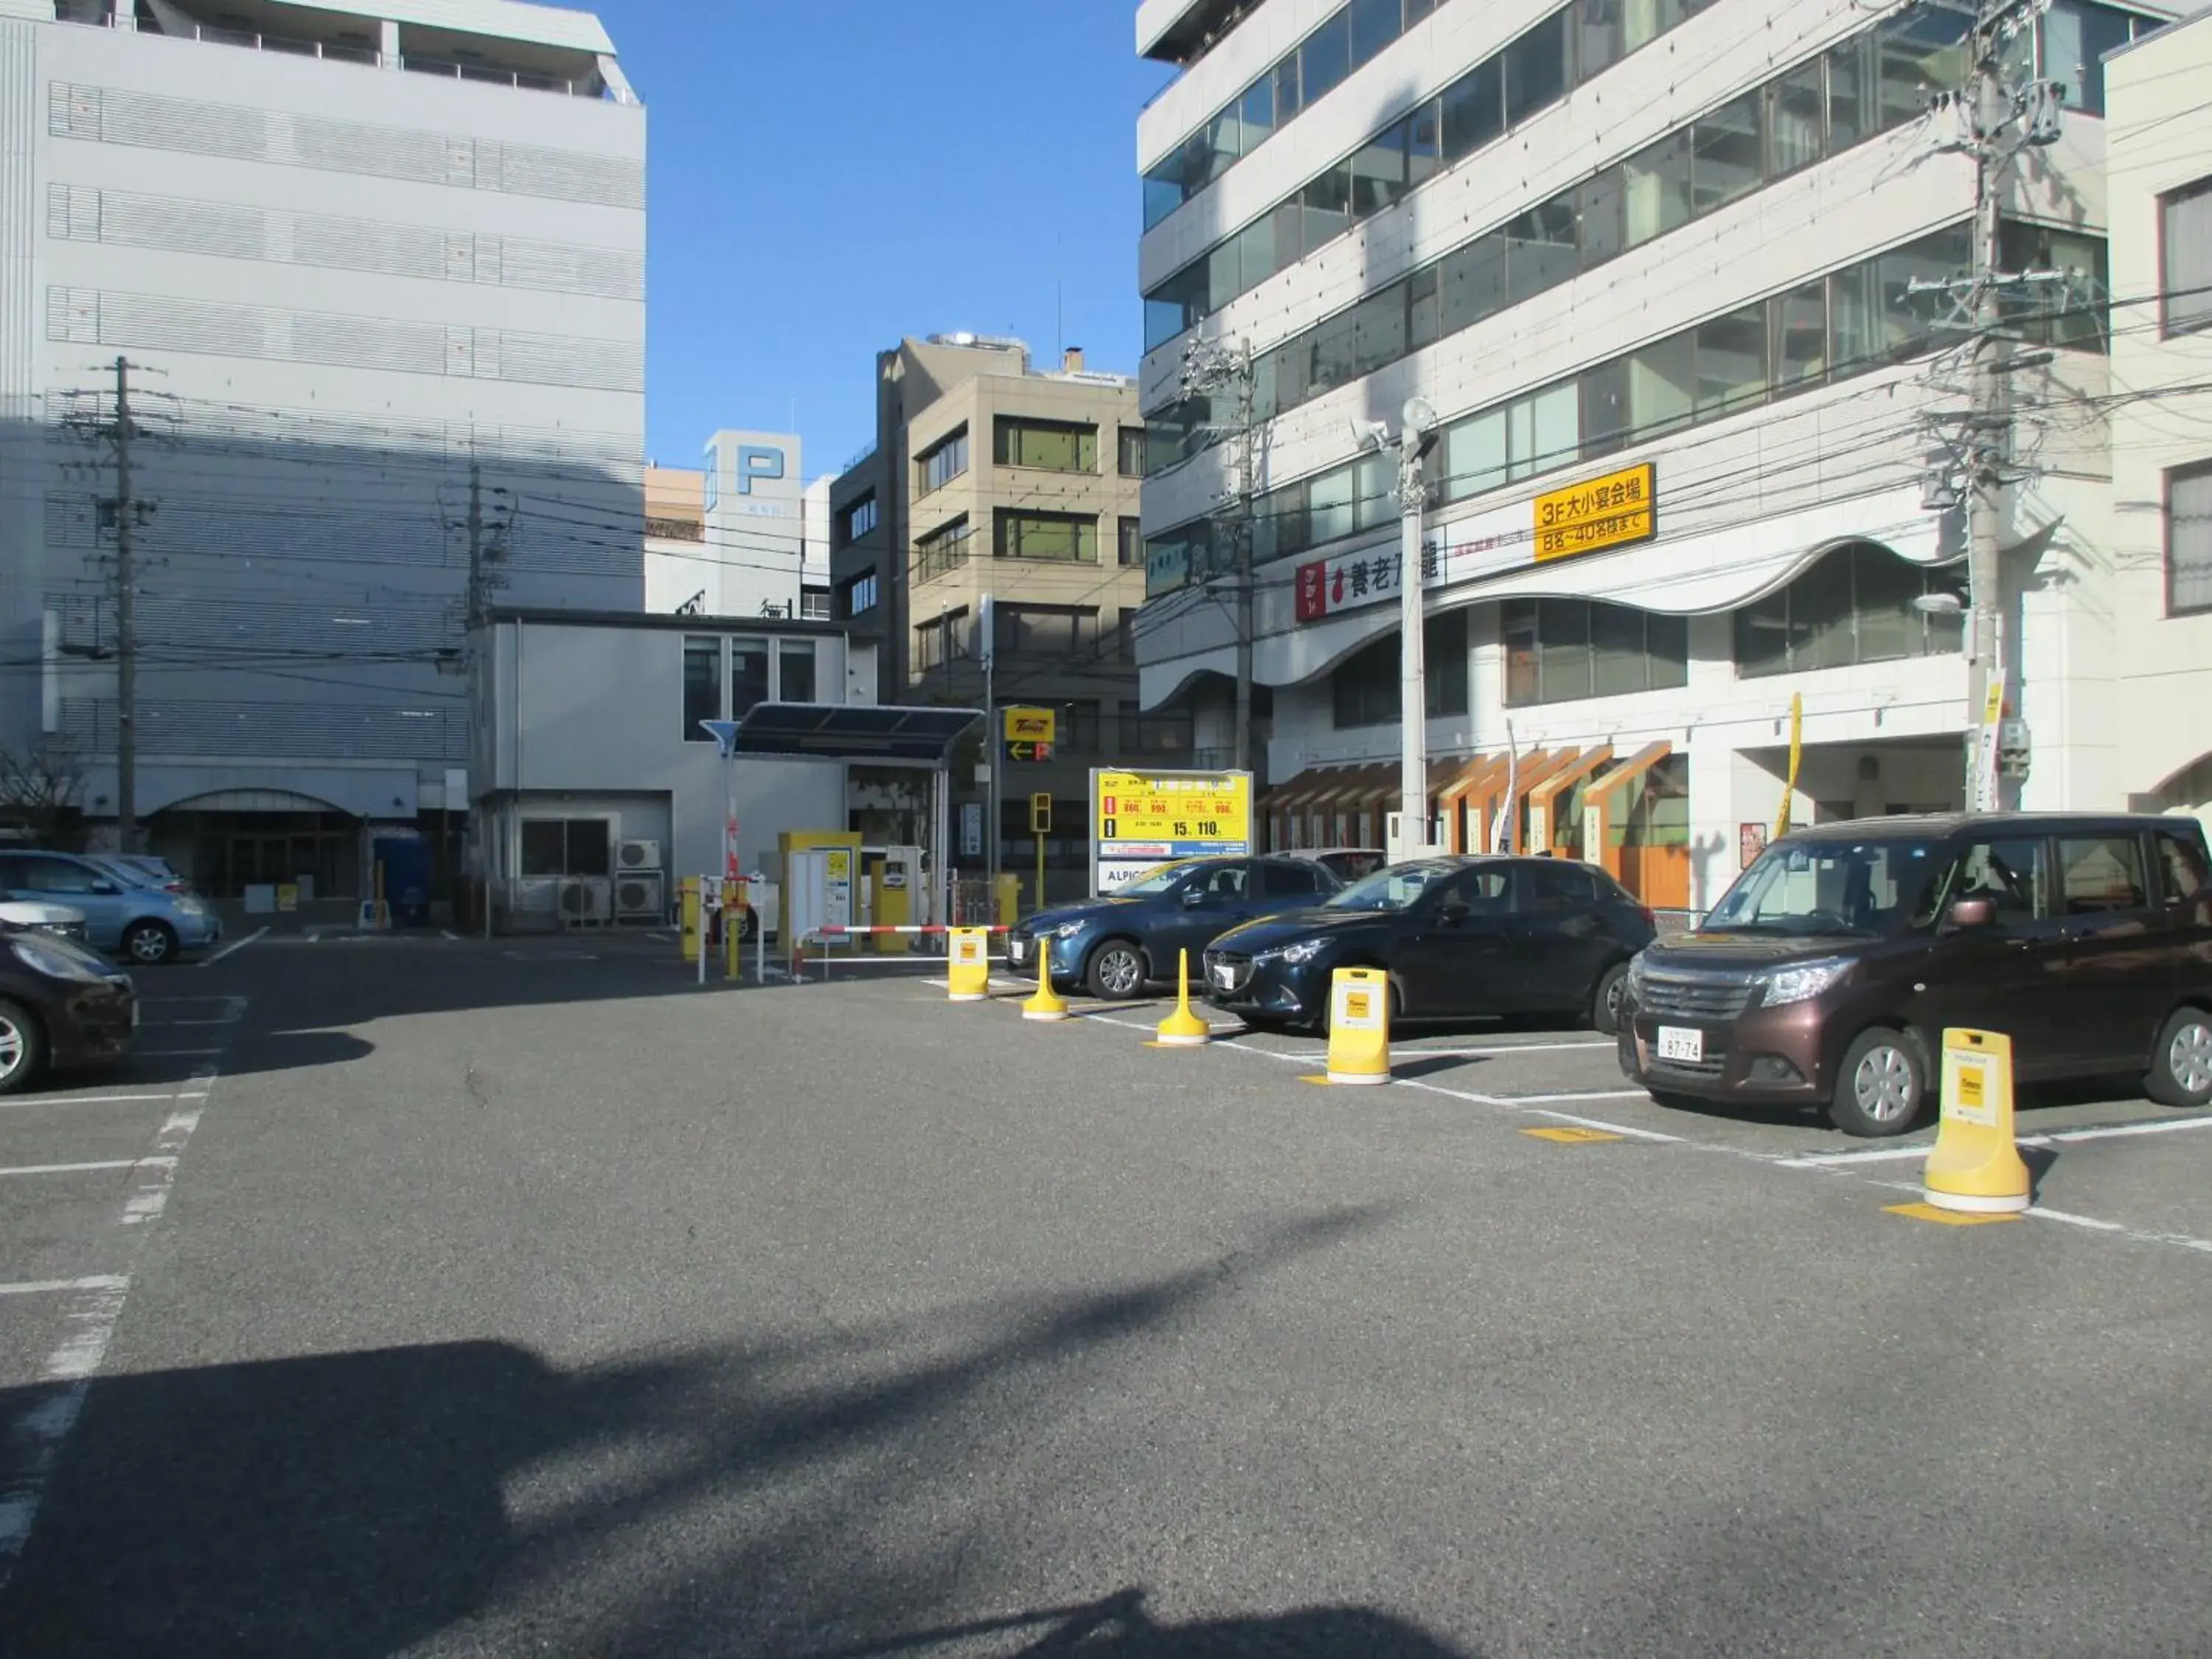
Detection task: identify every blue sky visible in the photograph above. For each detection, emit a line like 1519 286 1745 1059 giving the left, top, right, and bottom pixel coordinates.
589 0 1175 477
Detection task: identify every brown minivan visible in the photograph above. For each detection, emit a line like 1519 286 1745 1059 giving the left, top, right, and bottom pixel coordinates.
1618 813 2212 1136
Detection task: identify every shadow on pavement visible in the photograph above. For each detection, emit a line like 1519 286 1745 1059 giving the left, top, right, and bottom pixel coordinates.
0 1208 1396 1658
813 1587 1472 1657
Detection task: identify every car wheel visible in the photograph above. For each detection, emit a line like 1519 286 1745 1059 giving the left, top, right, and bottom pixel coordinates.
1829 1027 1928 1138
1590 963 1629 1036
737 905 760 944
1085 939 1146 1001
122 920 178 966
2145 1006 2212 1108
0 999 45 1097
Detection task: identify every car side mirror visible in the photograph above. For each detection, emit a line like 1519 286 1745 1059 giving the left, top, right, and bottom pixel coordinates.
1944 896 1994 932
1435 899 1470 928
88 880 118 895
1180 887 1208 908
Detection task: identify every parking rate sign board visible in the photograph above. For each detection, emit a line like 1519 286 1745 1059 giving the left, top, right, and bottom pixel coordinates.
1091 768 1253 893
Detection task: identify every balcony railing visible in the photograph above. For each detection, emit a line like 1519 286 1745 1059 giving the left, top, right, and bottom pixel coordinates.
59 14 633 102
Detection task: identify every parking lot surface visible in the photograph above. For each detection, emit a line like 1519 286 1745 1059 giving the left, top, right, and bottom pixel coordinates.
1 934 2208 1656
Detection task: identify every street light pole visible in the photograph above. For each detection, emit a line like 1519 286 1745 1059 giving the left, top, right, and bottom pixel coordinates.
1358 399 1439 856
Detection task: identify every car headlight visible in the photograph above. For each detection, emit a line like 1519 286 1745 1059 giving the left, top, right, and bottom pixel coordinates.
1759 957 1851 1008
11 939 109 984
1049 919 1088 939
1256 937 1326 966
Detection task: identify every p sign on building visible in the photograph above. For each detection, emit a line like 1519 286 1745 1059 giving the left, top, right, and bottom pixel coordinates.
702 428 804 617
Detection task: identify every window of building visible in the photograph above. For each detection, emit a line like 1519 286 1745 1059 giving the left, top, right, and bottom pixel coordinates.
841 570 879 618
778 638 818 703
2168 462 2212 616
995 509 1099 562
1734 543 1964 678
1118 516 1145 567
800 586 832 622
2040 0 2144 118
995 604 1099 658
994 417 1098 473
1502 599 1686 706
682 635 720 740
1151 218 2009 593
2000 220 2110 349
918 428 969 494
915 517 973 584
2161 176 2212 337
1061 700 1102 751
1330 610 1470 728
913 608 968 674
520 818 612 879
1119 700 1193 753
730 636 771 719
839 493 878 545
1117 426 1150 476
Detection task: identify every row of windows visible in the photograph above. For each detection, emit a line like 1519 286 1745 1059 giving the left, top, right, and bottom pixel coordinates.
919 428 968 494
917 421 1147 493
1143 0 2148 359
1323 545 1963 726
908 514 1150 586
912 606 1149 674
838 493 878 547
1146 220 2107 596
1142 0 1451 230
1144 0 1716 349
1144 1 1964 439
840 570 879 619
681 633 823 740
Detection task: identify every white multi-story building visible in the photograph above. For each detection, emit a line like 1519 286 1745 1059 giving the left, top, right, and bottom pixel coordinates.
1133 0 2172 911
0 0 644 900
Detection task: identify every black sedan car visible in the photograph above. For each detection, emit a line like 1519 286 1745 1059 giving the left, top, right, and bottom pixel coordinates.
1006 855 1343 998
0 923 137 1096
1202 855 1656 1033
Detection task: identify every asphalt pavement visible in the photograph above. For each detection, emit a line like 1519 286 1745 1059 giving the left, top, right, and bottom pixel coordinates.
1 931 2209 1657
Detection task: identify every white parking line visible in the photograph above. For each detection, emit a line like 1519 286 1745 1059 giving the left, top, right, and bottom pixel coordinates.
1781 1113 2212 1170
1492 1088 1655 1105
196 926 267 966
0 1276 130 1298
1275 1039 1615 1060
0 1093 179 1110
0 1157 175 1179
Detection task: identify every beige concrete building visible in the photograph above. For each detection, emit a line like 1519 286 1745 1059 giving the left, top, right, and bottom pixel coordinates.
2107 11 2212 821
830 337 1175 887
641 465 708 613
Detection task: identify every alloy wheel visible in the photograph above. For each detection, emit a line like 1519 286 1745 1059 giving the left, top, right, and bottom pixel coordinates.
0 1015 22 1082
1852 1043 1917 1124
1096 946 1142 998
2168 1019 2212 1096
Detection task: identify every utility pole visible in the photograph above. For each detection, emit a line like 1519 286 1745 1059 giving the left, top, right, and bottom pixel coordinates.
1357 399 1439 855
111 356 139 855
1179 336 1256 772
1911 0 2065 813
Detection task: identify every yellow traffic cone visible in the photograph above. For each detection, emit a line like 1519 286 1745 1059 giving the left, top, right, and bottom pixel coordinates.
1922 1027 2031 1214
1154 949 1211 1047
1022 941 1069 1022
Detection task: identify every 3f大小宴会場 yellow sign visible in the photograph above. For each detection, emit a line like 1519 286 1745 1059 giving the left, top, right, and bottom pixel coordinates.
1003 706 1056 745
1533 462 1656 563
1091 768 1252 891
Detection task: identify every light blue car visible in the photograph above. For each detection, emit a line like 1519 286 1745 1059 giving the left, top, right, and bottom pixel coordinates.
0 850 221 965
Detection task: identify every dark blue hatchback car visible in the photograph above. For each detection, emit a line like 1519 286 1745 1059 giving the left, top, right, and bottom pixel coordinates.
1005 855 1343 999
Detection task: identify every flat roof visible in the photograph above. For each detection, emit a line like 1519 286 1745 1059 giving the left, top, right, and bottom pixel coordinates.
734 702 984 767
485 608 844 636
267 0 616 55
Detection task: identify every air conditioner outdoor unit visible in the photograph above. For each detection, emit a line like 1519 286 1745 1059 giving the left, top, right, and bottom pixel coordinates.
617 839 661 871
557 877 612 924
615 871 664 918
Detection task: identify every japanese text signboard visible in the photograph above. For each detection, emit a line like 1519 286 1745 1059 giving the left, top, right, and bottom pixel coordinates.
1532 462 1655 563
1292 463 1660 625
1091 768 1253 894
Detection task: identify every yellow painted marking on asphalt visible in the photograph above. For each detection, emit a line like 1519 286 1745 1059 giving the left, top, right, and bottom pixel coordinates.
1298 1074 1334 1085
1522 1126 1625 1144
1884 1201 2023 1228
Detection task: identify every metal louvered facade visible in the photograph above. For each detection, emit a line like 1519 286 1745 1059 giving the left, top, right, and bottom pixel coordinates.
4 6 646 860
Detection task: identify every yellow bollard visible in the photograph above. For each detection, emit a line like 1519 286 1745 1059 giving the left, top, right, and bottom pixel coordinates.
679 877 702 963
1323 967 1392 1085
1922 1027 2031 1214
945 926 991 1003
1155 948 1211 1047
723 879 746 978
1021 936 1070 1023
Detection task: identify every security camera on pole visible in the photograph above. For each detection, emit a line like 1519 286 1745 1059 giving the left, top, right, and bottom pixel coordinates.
1353 398 1441 859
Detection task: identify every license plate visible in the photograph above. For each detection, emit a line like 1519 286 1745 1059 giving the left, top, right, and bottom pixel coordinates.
1657 1026 1703 1063
1212 964 1234 989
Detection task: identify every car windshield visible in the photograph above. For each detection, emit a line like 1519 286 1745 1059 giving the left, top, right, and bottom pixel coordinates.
1703 837 1944 937
1110 860 1203 897
1324 860 1457 911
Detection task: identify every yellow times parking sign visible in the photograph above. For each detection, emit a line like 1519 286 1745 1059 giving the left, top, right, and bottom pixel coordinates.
1091 767 1253 894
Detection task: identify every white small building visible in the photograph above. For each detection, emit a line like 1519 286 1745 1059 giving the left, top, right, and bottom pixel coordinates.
467 608 881 928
